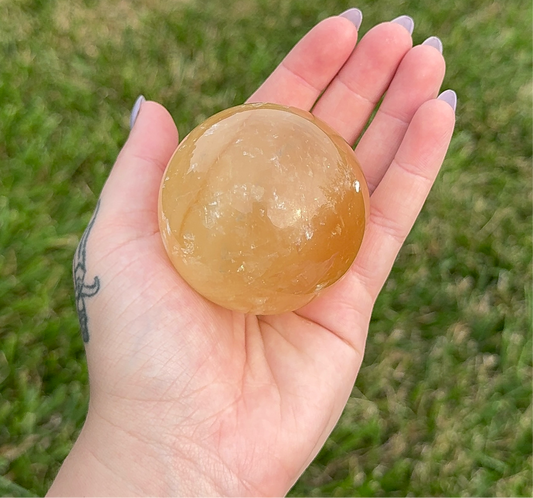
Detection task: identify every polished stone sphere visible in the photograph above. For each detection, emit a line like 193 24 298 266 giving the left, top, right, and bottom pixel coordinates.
159 103 369 314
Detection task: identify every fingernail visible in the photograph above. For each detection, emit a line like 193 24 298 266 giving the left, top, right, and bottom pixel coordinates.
129 95 146 130
340 8 363 30
422 36 443 53
391 15 414 35
438 89 457 112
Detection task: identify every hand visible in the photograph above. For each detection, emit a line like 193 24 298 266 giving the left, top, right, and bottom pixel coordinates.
48 13 455 497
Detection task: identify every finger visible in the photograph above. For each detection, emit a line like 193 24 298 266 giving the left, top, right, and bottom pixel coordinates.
311 21 413 144
247 16 358 109
353 96 456 301
356 43 446 192
98 99 179 238
297 96 455 349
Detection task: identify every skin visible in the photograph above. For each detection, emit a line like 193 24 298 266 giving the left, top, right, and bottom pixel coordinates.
47 15 455 497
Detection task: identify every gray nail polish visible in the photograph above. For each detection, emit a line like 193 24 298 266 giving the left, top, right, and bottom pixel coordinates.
129 95 146 130
340 8 363 30
438 89 457 112
391 15 415 35
422 36 443 53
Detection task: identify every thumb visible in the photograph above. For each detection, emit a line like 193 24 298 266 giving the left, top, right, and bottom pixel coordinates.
98 97 179 238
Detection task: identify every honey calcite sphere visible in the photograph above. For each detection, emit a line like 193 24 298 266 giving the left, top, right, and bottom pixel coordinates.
159 103 369 315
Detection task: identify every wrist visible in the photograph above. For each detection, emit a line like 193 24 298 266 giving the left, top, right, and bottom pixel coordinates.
46 412 168 498
47 405 243 497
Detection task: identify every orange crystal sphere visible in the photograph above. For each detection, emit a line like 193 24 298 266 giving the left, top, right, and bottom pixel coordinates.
158 103 369 314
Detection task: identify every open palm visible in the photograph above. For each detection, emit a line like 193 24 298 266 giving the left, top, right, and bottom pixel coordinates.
49 15 455 497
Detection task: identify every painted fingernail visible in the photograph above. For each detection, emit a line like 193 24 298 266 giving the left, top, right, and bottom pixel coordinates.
129 95 146 130
391 15 414 35
422 36 443 53
340 8 363 30
438 89 457 112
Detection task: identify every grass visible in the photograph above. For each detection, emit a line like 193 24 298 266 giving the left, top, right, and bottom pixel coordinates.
0 0 531 495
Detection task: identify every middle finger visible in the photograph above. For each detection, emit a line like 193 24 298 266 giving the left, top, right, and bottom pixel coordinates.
312 20 413 145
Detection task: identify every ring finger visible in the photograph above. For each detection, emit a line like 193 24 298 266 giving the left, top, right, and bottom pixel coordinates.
355 42 446 192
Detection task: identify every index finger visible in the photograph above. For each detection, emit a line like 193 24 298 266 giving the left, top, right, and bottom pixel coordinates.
247 16 358 110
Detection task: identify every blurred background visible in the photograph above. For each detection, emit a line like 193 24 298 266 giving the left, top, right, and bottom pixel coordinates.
0 0 531 495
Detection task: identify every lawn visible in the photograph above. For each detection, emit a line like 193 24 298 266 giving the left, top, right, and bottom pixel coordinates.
0 0 531 496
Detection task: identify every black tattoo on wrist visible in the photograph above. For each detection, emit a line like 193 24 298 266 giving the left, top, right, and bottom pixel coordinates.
73 200 101 343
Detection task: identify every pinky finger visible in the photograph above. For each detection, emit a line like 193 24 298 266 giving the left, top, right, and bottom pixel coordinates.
352 91 456 301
